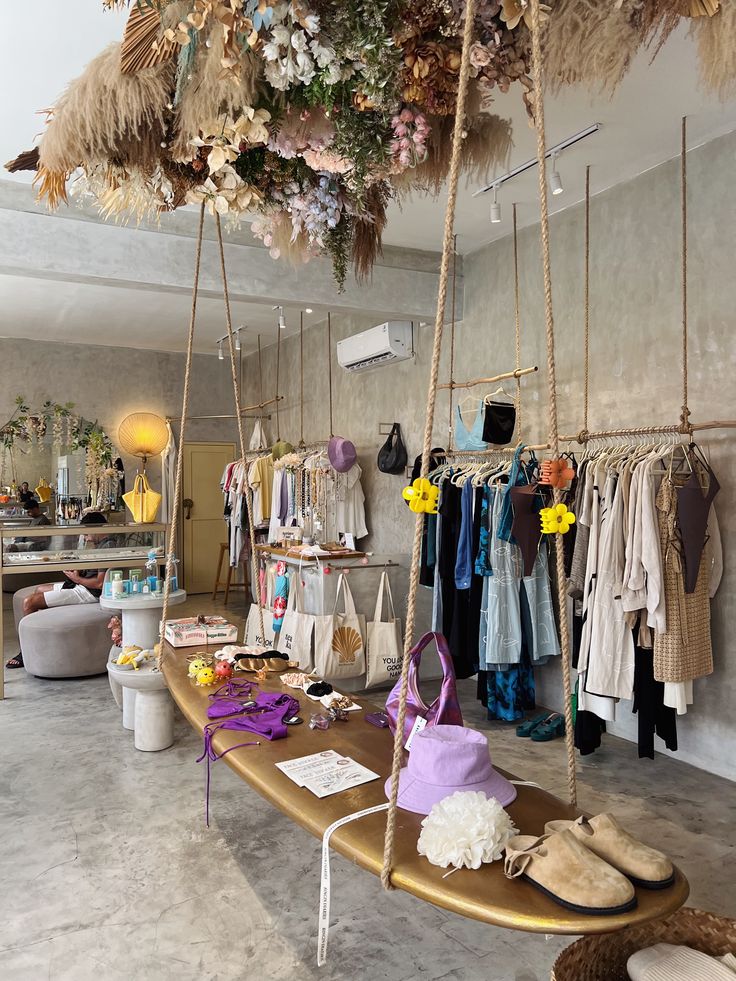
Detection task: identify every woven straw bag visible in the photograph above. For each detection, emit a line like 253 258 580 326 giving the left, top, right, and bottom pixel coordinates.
551 907 736 981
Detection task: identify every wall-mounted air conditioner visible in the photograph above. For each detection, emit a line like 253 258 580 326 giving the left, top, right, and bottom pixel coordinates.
336 321 414 373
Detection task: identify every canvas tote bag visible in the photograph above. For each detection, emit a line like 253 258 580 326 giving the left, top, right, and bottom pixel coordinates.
313 573 366 681
365 571 403 688
244 603 276 650
277 568 315 671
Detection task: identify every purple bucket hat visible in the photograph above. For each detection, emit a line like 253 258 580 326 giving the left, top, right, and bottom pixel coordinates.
328 436 357 473
385 725 517 815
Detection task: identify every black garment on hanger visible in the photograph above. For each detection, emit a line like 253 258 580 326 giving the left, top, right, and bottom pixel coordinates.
438 481 475 679
467 484 484 672
510 483 542 577
482 401 516 445
676 463 720 593
632 640 677 760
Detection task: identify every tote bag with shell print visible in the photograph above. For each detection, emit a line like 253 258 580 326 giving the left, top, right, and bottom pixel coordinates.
313 573 366 681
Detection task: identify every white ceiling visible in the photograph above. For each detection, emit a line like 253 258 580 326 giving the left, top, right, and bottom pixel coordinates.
0 275 323 355
2 4 736 350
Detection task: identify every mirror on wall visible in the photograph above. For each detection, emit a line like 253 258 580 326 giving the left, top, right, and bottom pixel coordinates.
0 397 123 520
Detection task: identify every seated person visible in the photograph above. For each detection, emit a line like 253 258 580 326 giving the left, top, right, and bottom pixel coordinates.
6 502 52 552
7 511 112 670
23 511 112 613
18 482 37 506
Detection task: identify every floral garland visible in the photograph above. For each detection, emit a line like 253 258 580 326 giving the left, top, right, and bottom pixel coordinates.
8 0 723 287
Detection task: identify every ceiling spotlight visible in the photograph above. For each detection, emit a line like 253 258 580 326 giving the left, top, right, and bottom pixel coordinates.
550 153 563 196
273 304 286 329
490 185 502 223
217 341 224 360
235 327 243 351
305 307 313 314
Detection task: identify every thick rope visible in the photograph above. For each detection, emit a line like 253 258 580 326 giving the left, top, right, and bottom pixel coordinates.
299 311 305 447
381 0 478 890
274 336 281 439
529 0 577 807
215 214 265 642
680 116 690 433
583 165 590 439
327 312 334 438
513 204 522 439
157 201 205 670
448 234 457 450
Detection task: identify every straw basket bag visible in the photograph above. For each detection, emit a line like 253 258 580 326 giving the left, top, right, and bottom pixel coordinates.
551 907 736 981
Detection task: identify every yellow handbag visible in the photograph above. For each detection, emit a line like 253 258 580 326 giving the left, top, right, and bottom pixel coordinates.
123 473 162 523
35 478 52 503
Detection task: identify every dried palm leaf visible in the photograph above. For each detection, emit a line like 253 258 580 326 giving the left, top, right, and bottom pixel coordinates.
543 0 646 95
352 183 390 282
171 24 262 161
5 147 40 173
33 166 69 210
120 3 177 74
692 0 736 97
38 43 174 175
393 112 513 197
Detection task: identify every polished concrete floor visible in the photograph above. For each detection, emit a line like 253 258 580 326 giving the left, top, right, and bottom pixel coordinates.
2 592 735 981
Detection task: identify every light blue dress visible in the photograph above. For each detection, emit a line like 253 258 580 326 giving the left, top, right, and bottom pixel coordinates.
454 403 488 452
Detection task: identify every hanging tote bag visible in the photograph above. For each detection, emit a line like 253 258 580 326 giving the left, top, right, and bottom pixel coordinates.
277 569 315 671
123 473 162 523
377 423 408 475
313 573 366 681
385 632 463 744
365 572 404 688
244 603 276 650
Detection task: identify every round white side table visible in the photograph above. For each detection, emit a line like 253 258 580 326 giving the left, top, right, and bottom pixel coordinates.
107 659 174 751
102 590 186 750
100 588 187 650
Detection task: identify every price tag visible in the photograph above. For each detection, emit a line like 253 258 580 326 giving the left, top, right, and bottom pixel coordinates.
404 715 427 751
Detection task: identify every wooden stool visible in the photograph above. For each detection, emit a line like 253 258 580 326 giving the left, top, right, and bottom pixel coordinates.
212 543 249 604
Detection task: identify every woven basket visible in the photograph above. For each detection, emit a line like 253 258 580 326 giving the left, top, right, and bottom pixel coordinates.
551 907 736 981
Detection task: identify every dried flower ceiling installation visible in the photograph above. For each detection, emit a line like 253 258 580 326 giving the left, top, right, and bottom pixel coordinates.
6 0 734 288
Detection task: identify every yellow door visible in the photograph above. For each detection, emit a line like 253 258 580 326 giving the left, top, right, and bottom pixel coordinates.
182 442 235 594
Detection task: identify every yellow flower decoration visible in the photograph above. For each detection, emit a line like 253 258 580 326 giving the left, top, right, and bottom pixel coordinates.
540 503 576 535
402 478 439 515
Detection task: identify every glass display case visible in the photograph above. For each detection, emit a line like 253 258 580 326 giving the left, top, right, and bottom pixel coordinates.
0 522 168 699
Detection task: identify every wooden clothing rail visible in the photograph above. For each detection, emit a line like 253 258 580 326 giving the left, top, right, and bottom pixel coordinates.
446 442 550 457
560 420 736 443
167 395 283 423
438 365 538 391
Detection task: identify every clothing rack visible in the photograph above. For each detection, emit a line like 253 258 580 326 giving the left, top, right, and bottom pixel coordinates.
561 420 736 444
446 442 550 457
438 365 538 391
167 395 282 423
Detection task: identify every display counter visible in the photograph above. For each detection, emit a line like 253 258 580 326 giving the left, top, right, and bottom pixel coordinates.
162 642 688 936
0 522 167 698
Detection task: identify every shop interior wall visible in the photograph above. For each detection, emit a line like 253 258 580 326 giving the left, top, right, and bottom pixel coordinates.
245 128 736 778
0 338 239 494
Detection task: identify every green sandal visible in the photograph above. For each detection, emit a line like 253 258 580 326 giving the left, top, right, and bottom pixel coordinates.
530 713 566 741
515 712 553 738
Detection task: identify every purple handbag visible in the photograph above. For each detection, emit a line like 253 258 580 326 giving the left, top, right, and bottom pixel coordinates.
385 632 463 744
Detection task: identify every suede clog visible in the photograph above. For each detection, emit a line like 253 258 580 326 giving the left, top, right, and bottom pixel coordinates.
544 814 675 889
504 829 637 915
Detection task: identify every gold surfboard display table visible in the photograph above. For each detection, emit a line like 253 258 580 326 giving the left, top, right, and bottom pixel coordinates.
162 643 688 935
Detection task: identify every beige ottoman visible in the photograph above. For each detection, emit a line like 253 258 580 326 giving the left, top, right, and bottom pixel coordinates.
19 604 112 678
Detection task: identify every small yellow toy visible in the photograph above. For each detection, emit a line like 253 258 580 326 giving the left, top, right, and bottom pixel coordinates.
188 656 209 678
402 477 439 515
540 503 576 535
195 666 217 686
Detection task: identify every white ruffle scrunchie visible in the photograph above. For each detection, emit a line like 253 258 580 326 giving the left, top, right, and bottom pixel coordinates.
417 791 518 871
